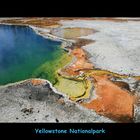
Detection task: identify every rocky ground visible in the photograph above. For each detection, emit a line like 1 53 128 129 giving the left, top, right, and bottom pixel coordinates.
0 79 113 122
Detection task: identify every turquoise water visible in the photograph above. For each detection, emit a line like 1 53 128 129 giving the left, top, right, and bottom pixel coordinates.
0 25 63 85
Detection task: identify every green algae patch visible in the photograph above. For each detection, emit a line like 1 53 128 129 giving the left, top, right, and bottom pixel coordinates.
55 76 86 99
32 52 72 85
55 74 92 101
72 79 93 101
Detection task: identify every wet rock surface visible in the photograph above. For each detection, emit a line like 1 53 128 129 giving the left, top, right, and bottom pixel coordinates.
0 79 113 122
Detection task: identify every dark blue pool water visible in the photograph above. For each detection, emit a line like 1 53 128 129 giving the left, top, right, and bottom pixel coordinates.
0 25 63 85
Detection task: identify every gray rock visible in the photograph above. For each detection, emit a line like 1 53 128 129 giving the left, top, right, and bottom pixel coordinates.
134 105 140 122
0 79 114 122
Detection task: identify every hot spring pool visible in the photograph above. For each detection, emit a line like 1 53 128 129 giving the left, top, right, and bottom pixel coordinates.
0 25 65 85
